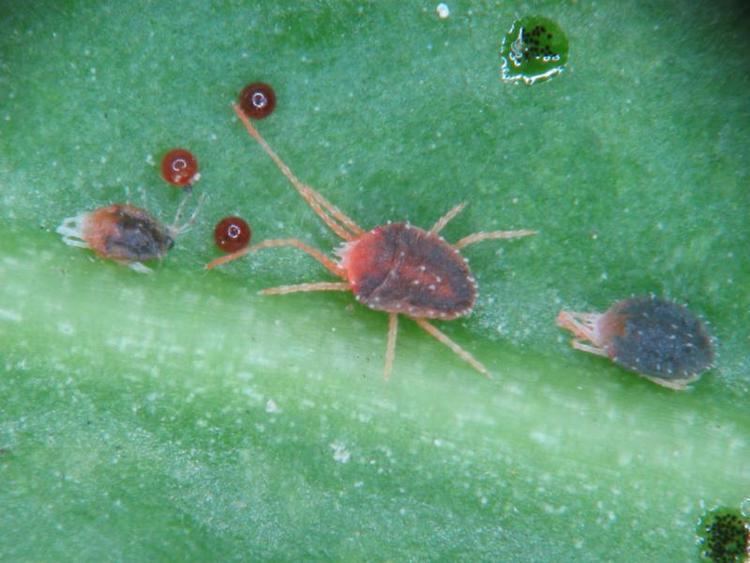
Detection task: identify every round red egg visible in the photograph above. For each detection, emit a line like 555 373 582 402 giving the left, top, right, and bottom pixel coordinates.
161 148 199 187
238 82 276 119
214 216 251 253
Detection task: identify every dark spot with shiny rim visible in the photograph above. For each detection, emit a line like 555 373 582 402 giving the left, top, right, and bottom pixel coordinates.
239 82 277 119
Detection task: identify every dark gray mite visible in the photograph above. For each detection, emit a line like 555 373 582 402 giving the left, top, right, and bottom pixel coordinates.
57 198 201 273
556 296 714 390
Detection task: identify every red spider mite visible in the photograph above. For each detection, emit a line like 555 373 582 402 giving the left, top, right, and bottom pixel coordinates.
556 295 714 390
206 104 536 378
161 148 200 187
57 193 203 273
214 215 252 253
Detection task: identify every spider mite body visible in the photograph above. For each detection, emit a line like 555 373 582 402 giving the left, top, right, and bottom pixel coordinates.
58 197 201 273
338 222 475 319
208 104 536 378
556 296 714 390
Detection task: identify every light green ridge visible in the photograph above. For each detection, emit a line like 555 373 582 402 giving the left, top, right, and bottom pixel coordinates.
1 1 749 560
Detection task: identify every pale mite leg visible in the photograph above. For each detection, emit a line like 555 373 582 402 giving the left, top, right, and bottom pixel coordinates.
172 189 192 225
383 313 399 380
414 318 491 378
232 104 364 241
260 282 350 295
557 310 608 357
555 310 600 344
57 214 90 247
644 375 693 391
430 202 467 234
128 261 153 274
60 238 89 248
172 192 207 235
570 340 608 357
206 238 345 278
453 229 537 249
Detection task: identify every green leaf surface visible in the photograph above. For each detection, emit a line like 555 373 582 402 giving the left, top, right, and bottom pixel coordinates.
1 1 748 560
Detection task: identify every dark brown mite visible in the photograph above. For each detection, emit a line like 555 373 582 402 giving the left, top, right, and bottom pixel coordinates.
238 82 276 119
161 148 200 187
557 296 714 390
206 103 537 379
57 197 202 273
214 216 251 253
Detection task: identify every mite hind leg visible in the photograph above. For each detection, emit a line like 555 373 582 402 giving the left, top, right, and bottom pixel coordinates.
453 229 537 249
232 104 364 241
430 202 467 234
206 238 345 278
260 282 350 295
383 313 399 380
414 318 490 378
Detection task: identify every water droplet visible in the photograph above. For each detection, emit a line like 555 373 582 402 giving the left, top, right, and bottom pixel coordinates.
436 3 450 19
500 16 569 85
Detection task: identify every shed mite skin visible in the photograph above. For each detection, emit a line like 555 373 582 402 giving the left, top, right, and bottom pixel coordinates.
57 193 203 273
556 296 715 390
207 104 536 378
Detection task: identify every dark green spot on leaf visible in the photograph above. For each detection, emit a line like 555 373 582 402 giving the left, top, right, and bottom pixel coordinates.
500 16 569 85
697 507 750 563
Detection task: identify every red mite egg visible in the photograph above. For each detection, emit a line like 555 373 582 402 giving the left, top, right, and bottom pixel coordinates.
214 216 252 253
238 82 276 119
161 148 199 187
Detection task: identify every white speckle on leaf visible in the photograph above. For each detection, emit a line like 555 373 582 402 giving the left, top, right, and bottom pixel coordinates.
265 399 280 414
740 497 750 517
529 430 558 447
436 3 450 18
330 441 351 463
0 309 22 322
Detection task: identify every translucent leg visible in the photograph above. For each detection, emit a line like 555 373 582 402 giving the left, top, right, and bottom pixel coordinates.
232 104 364 241
260 282 350 295
453 229 537 249
414 318 490 378
556 310 601 344
206 238 345 278
57 214 89 247
172 192 206 234
570 340 608 358
430 202 467 234
60 238 89 249
383 313 399 380
128 261 153 274
643 373 696 391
